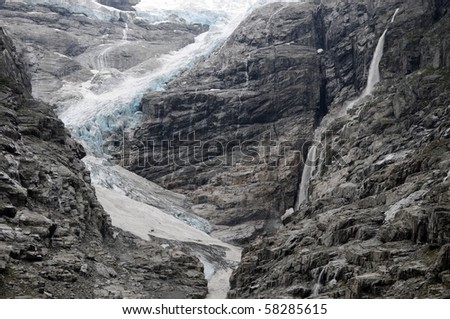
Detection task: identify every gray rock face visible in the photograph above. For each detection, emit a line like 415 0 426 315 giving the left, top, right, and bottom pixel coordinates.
0 27 207 299
122 0 449 248
228 1 450 299
0 2 207 104
120 2 326 244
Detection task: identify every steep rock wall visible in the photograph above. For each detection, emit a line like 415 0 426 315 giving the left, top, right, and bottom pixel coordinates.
124 0 449 245
0 27 207 299
228 1 450 299
123 3 326 244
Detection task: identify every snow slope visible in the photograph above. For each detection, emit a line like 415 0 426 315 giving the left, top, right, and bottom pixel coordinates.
96 186 241 299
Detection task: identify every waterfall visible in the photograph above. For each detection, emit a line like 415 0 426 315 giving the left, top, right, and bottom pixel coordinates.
363 29 387 96
294 8 400 209
122 23 129 41
295 145 318 210
245 59 250 88
96 45 113 70
360 8 400 98
312 267 326 296
391 8 400 23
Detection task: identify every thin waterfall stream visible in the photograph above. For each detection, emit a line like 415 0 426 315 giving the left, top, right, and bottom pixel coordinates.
294 8 400 210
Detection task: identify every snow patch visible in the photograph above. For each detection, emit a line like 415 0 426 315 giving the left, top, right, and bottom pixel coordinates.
54 52 70 59
84 156 212 233
97 186 197 242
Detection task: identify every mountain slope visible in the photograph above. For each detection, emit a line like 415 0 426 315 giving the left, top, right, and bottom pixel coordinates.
0 27 207 299
124 0 449 253
228 1 450 298
122 2 325 244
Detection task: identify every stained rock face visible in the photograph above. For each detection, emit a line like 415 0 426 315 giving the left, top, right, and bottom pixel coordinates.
0 27 207 299
228 1 450 299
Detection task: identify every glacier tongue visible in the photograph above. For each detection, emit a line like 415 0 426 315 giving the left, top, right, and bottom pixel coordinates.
84 156 213 233
96 186 241 299
58 9 252 155
85 154 241 298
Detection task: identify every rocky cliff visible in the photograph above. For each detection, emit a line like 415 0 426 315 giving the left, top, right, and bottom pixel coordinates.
119 0 450 298
0 27 207 299
122 2 326 244
227 0 450 298
0 1 207 105
123 0 449 248
96 0 140 11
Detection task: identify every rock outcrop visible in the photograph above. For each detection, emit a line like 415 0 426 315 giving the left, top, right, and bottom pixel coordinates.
0 27 207 299
228 1 450 299
97 0 140 11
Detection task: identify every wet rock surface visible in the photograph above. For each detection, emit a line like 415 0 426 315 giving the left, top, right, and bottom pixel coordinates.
228 1 450 299
0 27 207 299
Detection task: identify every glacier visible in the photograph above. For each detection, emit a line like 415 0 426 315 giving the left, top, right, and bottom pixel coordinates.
54 0 307 157
84 156 213 233
96 185 241 299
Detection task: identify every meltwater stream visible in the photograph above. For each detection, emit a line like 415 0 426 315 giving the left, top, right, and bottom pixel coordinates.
26 0 307 298
294 8 400 211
